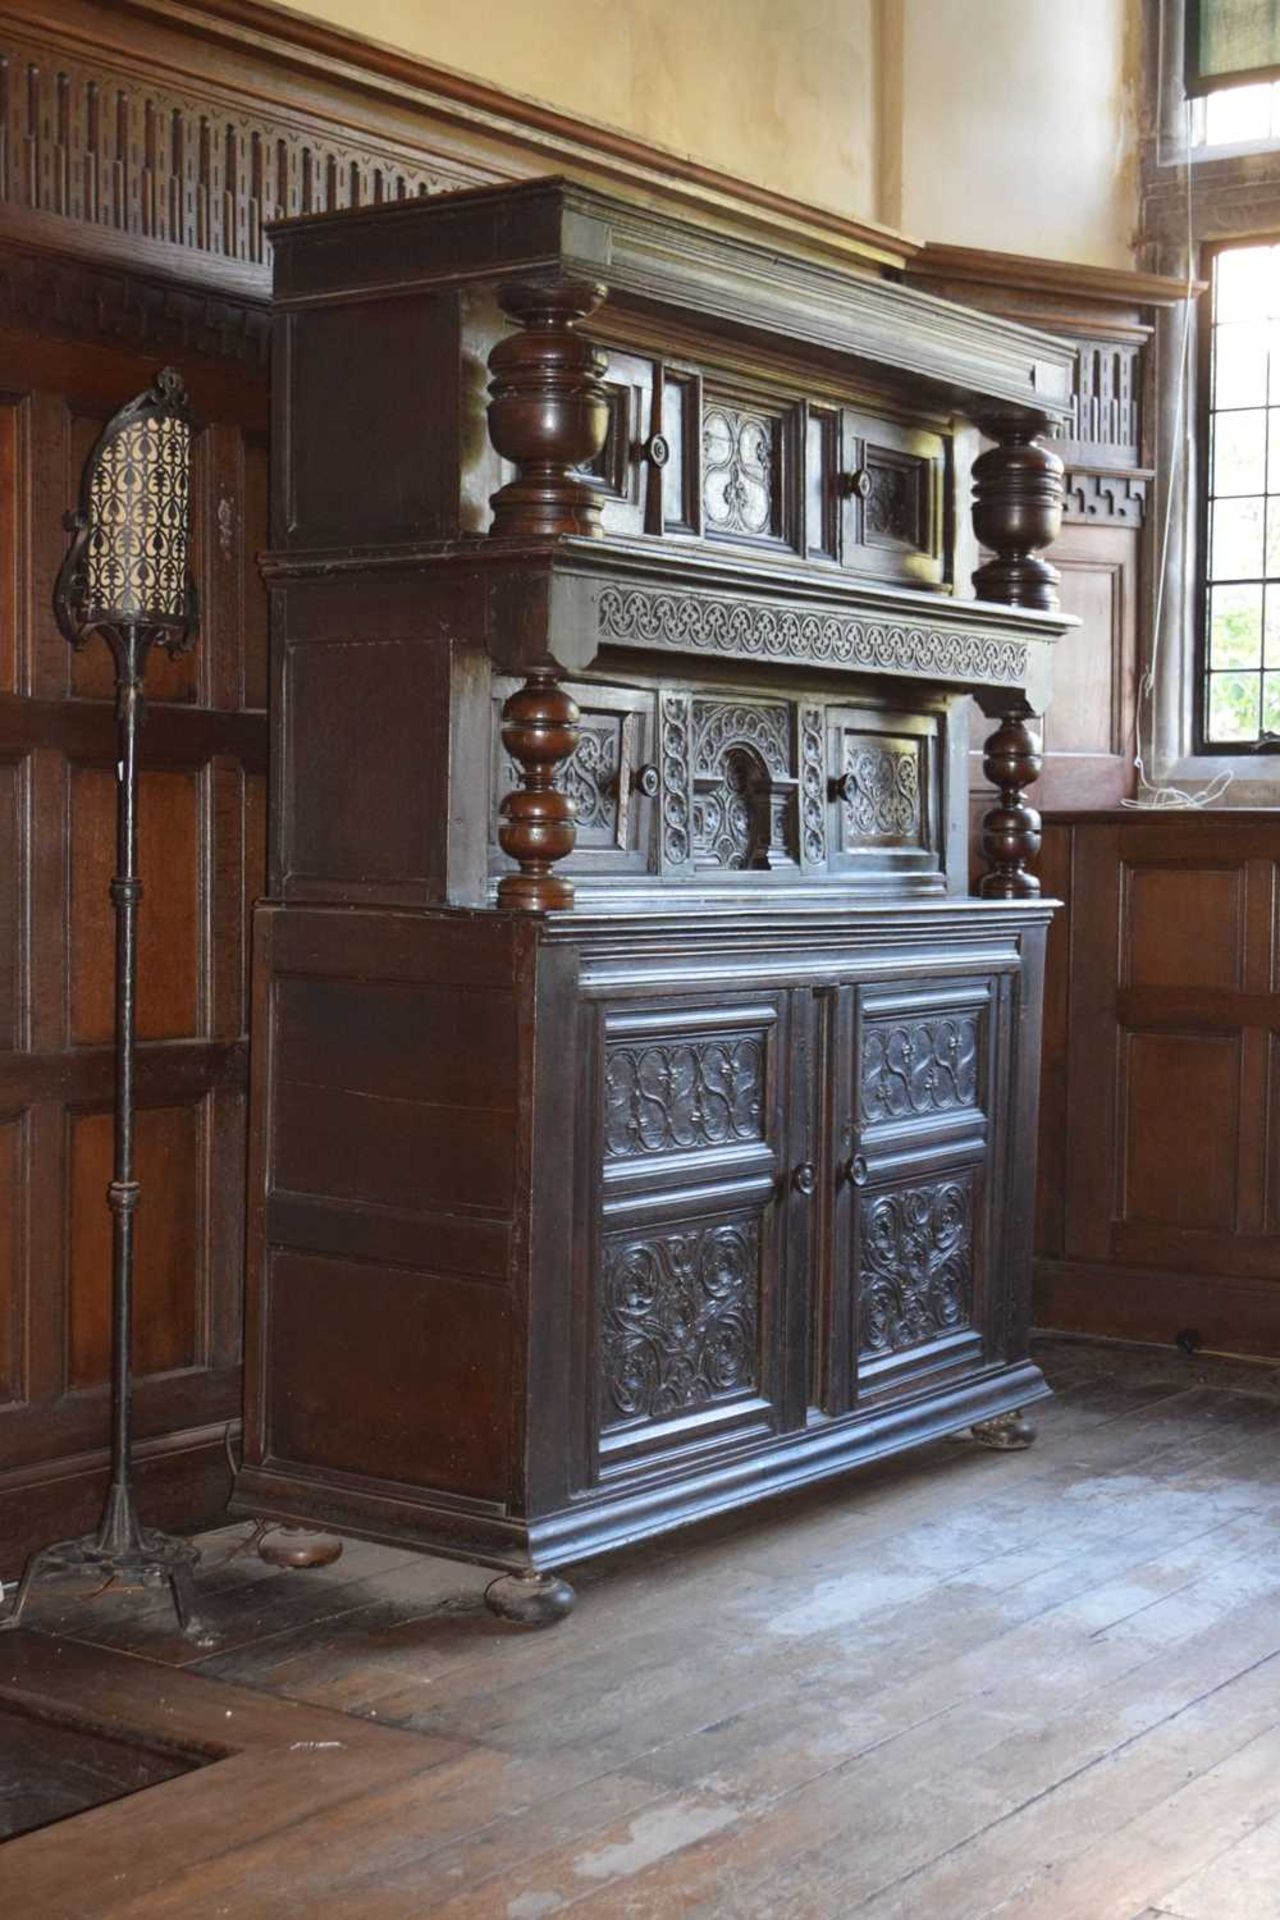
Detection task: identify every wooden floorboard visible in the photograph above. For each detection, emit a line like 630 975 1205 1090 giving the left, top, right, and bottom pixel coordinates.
2 1335 1280 1915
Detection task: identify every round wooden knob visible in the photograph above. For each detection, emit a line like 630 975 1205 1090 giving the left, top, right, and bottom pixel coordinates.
792 1162 817 1197
632 433 671 469
847 1154 869 1188
631 762 660 799
838 468 872 501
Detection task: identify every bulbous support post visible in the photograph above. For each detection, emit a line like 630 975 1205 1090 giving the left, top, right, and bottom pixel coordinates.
497 667 581 911
972 411 1065 613
484 1569 576 1625
488 279 611 538
978 708 1043 899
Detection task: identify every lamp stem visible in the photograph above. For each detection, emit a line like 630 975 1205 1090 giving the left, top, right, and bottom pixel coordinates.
97 624 148 1556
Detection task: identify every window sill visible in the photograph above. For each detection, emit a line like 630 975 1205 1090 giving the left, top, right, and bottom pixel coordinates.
1157 752 1280 804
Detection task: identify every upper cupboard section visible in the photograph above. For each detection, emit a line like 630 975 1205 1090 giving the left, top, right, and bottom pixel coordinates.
581 348 949 588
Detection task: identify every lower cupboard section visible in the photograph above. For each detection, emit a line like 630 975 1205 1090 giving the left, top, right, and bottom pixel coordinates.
234 902 1052 1574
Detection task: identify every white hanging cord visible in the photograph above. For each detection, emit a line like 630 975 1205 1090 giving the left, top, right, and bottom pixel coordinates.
1123 74 1233 809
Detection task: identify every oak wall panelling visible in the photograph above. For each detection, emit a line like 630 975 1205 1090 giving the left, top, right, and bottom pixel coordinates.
1034 811 1280 1358
0 0 916 1573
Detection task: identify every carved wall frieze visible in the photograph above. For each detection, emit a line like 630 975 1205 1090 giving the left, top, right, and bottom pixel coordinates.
1063 469 1148 527
858 1172 975 1359
601 1215 761 1426
597 585 1031 687
0 35 484 279
604 1033 766 1159
861 1013 981 1125
0 239 270 366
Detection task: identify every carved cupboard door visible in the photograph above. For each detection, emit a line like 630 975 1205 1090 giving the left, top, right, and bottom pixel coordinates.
820 973 1008 1413
588 989 809 1481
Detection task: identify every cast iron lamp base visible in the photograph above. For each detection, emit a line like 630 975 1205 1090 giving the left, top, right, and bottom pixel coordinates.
0 1485 215 1646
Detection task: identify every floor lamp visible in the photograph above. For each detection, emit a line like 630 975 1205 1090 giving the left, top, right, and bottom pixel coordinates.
0 368 212 1644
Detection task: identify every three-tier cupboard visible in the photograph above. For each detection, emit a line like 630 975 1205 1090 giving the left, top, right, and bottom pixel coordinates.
233 178 1076 1619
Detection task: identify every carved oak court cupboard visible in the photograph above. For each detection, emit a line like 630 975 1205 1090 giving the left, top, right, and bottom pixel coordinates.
232 178 1077 1619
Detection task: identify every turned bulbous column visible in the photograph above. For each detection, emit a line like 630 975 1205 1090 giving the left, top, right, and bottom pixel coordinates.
497 668 581 911
978 711 1043 899
488 279 611 538
972 414 1065 613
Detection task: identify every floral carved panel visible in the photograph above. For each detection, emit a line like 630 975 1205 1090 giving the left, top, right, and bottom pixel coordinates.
858 1171 975 1360
605 1032 767 1159
860 1013 981 1125
601 1215 761 1427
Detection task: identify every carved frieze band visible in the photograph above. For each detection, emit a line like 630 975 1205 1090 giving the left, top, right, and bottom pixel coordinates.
1063 470 1148 528
858 1171 975 1360
0 37 482 271
860 1013 981 1125
605 1033 766 1159
598 585 1030 687
601 1216 761 1427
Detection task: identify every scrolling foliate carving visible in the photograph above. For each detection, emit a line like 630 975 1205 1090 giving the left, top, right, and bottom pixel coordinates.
692 699 791 779
596 586 1030 687
861 1013 980 1125
504 718 621 839
604 1033 766 1159
842 744 921 842
858 1173 974 1359
799 706 826 867
659 691 693 870
601 1216 760 1426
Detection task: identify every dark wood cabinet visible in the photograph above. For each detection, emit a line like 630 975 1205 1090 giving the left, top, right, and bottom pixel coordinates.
234 178 1076 1614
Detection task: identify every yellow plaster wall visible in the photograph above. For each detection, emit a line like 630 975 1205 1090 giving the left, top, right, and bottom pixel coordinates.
285 0 881 221
892 0 1141 268
281 0 1140 266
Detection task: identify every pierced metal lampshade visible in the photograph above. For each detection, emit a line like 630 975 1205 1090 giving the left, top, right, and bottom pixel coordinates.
54 364 198 649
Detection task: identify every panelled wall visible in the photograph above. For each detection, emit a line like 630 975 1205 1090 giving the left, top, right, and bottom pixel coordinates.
0 329 270 1564
1035 813 1280 1357
0 0 1165 1569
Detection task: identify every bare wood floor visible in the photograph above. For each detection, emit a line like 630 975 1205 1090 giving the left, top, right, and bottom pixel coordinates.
4 1335 1280 1917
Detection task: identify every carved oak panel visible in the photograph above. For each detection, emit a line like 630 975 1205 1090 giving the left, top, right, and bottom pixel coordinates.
601 1213 761 1428
702 400 783 542
605 1032 766 1159
857 1170 975 1360
861 1012 981 1126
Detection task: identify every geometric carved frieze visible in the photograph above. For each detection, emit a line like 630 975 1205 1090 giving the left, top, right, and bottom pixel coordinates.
601 1214 761 1427
597 584 1031 688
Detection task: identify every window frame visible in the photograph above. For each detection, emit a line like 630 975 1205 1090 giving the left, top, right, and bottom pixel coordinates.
1194 230 1280 753
1185 0 1280 98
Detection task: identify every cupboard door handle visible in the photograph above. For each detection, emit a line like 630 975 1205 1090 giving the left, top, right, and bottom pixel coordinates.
827 772 851 803
631 432 670 469
632 762 660 799
792 1161 817 1197
847 1154 869 1188
837 466 872 501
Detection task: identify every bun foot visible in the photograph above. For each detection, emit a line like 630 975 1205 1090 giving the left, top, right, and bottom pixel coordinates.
971 1409 1037 1451
257 1526 344 1570
484 1570 576 1626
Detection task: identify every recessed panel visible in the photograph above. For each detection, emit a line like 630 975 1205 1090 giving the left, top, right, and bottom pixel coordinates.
70 766 201 1044
1121 1031 1240 1232
285 636 446 891
0 399 19 696
68 1103 201 1388
1124 864 1244 990
0 758 21 1052
266 1248 510 1500
0 1113 25 1406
